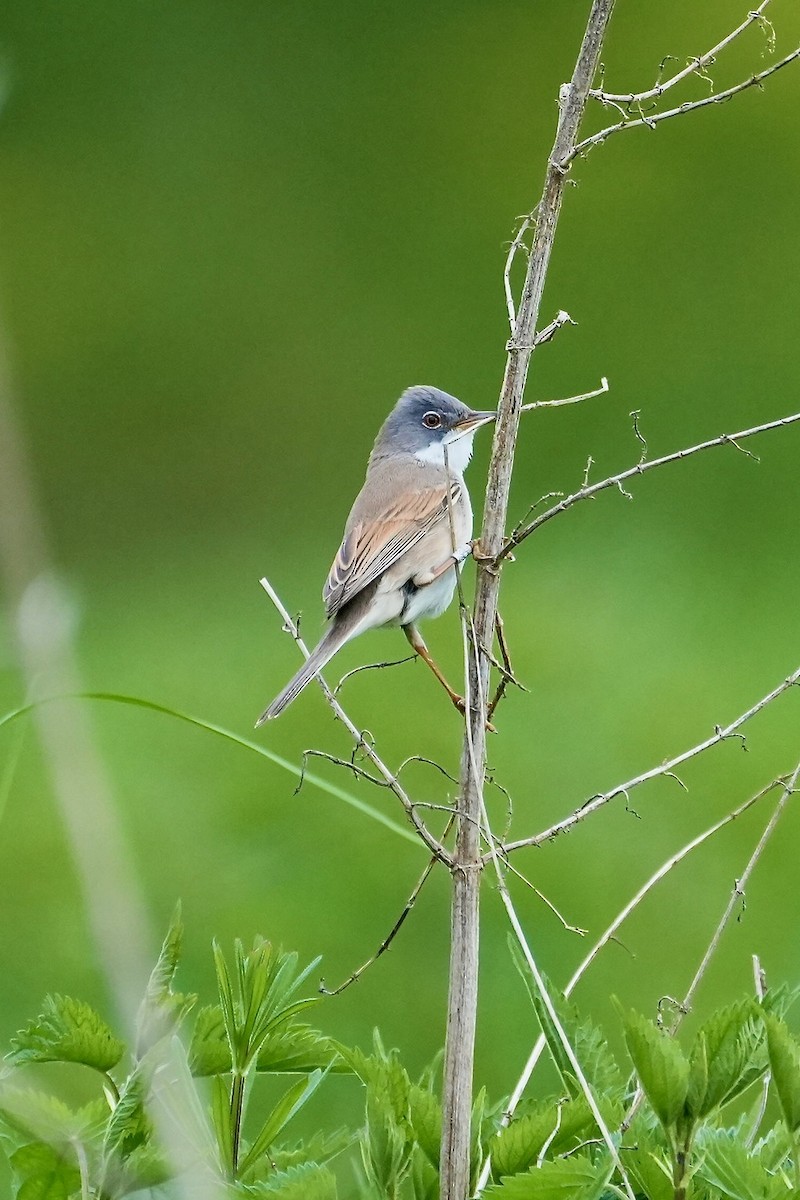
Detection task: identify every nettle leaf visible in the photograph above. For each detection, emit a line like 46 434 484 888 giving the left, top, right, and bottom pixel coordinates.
103 1074 150 1161
765 1014 800 1134
695 1126 786 1200
490 1097 597 1179
482 1151 611 1199
9 1141 81 1200
621 1123 673 1200
0 1086 105 1149
687 1001 760 1118
410 1143 439 1200
136 905 197 1055
408 1083 441 1169
189 1004 230 1076
235 1160 338 1198
362 1089 411 1194
510 943 622 1101
619 1005 689 1131
107 1143 173 1196
257 1024 346 1075
264 1128 353 1174
340 1033 412 1125
9 994 124 1072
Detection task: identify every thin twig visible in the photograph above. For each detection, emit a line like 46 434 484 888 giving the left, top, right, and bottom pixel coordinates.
670 761 800 1028
476 772 788 1186
621 761 800 1130
570 46 800 163
499 410 800 561
258 576 453 865
590 1 775 106
519 376 609 413
333 654 416 696
498 666 800 856
504 213 535 330
319 842 447 996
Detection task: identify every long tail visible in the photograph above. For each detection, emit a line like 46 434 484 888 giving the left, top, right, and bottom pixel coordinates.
255 623 347 725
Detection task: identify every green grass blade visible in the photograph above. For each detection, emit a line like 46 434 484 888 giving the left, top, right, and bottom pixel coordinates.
0 692 420 847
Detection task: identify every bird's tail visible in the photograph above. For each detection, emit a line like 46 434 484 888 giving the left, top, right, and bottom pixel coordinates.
255 624 346 725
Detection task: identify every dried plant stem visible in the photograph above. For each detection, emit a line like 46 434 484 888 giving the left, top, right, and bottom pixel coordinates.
440 3 617 1196
500 410 800 561
573 45 800 161
499 663 800 856
258 577 452 865
621 760 800 1130
590 0 775 106
476 772 789 1188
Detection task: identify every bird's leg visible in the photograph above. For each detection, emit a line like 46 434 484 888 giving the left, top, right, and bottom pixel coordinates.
403 623 495 732
412 542 473 587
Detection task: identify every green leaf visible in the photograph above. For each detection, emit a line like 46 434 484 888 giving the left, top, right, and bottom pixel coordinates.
103 1074 150 1160
234 1161 338 1198
0 1087 105 1149
135 903 197 1055
362 1090 411 1194
0 692 420 847
211 1073 234 1176
765 1014 800 1134
490 1097 597 1179
9 994 124 1072
257 1024 346 1074
410 1144 439 1200
618 1005 689 1131
482 1152 612 1198
695 1126 787 1200
510 942 622 1101
510 941 579 1099
240 1070 326 1179
408 1084 441 1170
267 1129 353 1174
189 1004 232 1076
620 1122 673 1200
687 1001 763 1119
9 1142 81 1200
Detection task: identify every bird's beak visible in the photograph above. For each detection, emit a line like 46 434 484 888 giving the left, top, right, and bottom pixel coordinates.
453 409 496 433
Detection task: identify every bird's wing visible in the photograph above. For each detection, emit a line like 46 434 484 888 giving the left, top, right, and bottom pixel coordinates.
323 479 462 618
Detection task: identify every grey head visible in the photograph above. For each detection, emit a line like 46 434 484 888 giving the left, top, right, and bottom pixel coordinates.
370 385 495 467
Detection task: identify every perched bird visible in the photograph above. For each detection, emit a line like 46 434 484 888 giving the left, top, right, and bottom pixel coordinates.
256 385 495 725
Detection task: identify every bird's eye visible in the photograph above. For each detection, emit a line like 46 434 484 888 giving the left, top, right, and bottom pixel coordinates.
422 411 443 429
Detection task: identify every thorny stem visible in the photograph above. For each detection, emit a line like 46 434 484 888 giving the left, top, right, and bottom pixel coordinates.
439 3 617 1196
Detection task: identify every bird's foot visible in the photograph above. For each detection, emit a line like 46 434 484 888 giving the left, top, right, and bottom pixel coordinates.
451 693 497 734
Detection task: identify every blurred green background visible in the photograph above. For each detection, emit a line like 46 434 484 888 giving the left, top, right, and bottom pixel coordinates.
0 0 799 1175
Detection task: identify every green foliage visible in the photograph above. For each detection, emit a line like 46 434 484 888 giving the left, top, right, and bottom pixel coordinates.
3 920 800 1199
8 995 124 1074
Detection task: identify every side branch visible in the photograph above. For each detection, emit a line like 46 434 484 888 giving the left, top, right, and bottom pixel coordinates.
570 47 800 162
590 0 775 106
499 410 800 561
258 577 453 866
499 665 800 856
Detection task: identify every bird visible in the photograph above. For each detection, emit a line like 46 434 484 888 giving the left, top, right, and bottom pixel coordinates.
256 385 495 726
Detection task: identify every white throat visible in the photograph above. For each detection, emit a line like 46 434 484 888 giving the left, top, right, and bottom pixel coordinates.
414 429 476 474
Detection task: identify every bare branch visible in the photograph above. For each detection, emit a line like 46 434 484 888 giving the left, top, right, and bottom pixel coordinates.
504 213 535 330
499 665 800 856
319 843 446 996
520 376 609 413
669 760 800 1029
571 46 800 162
333 653 416 696
530 309 576 348
590 0 775 106
258 576 453 865
478 771 789 1176
499 410 800 562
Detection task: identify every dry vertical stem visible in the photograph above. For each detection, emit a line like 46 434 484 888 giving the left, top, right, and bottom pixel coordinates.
438 3 618 1196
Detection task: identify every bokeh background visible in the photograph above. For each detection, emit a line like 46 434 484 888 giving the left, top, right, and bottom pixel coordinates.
0 0 799 1181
